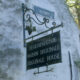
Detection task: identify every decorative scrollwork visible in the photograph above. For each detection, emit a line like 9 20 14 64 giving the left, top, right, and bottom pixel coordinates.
22 3 63 47
24 7 52 28
23 5 63 35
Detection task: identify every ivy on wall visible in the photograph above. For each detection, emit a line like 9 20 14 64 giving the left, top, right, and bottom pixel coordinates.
66 0 80 29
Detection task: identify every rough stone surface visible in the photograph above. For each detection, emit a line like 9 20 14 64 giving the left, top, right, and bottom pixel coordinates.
0 0 25 80
0 0 80 80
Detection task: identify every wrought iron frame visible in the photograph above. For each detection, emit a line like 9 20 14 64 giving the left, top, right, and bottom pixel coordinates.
22 3 63 47
22 3 63 74
34 64 53 75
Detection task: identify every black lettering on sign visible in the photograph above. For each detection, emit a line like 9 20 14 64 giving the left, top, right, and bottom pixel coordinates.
26 31 62 70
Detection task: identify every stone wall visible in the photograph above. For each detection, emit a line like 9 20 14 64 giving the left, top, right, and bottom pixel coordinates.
0 0 80 80
0 0 26 80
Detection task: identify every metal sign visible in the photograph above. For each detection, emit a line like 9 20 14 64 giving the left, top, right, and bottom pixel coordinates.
26 31 62 70
34 6 54 19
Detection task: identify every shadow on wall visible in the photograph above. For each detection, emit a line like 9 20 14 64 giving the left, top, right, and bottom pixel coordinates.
0 48 22 80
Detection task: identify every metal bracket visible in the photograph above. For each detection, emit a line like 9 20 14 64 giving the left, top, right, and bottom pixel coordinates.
25 22 63 41
22 3 63 47
34 64 53 75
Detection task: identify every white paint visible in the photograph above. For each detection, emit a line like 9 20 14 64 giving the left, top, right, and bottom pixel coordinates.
25 0 80 80
0 0 80 80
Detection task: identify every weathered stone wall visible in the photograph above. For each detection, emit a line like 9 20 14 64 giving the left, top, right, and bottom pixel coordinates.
0 0 26 80
0 0 80 80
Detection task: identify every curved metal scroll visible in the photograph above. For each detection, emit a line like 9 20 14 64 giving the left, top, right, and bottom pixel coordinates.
24 7 51 28
22 3 63 47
